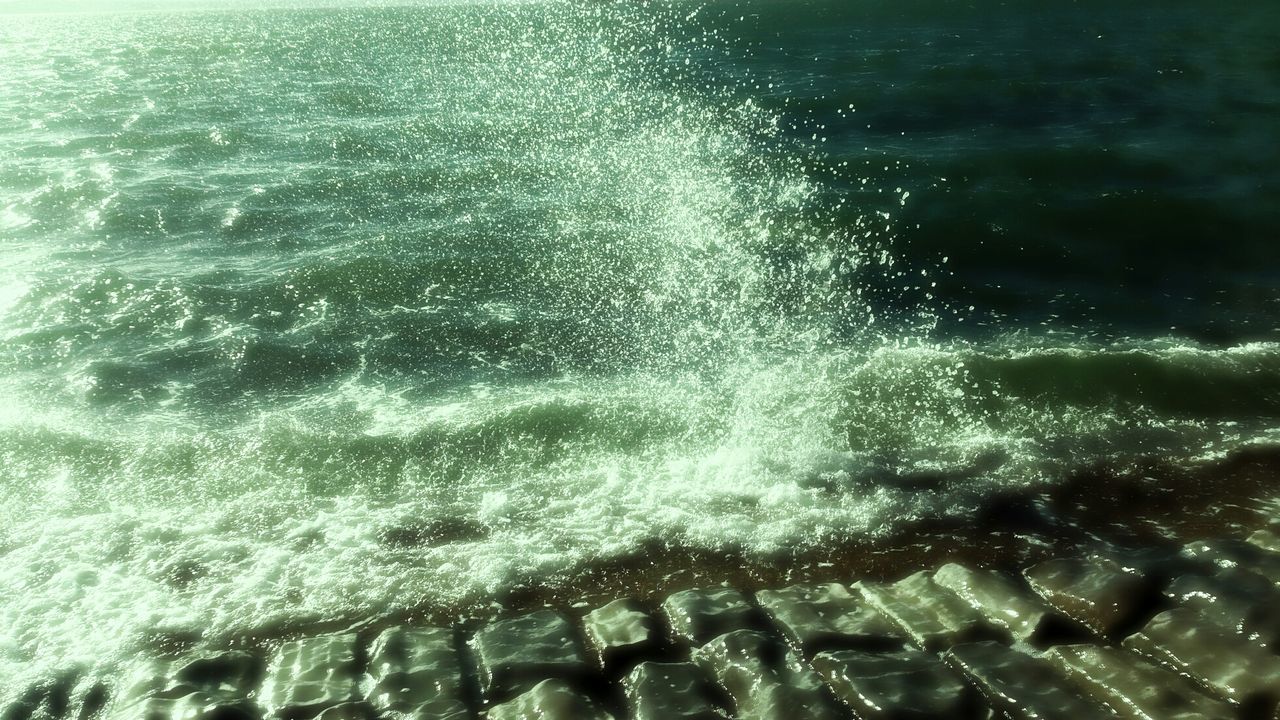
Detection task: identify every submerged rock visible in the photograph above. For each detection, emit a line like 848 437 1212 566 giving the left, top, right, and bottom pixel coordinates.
260 635 363 719
469 610 588 703
1023 555 1153 638
1181 539 1280 584
363 627 468 720
622 662 726 720
111 693 260 720
661 589 758 648
755 583 900 657
811 648 975 720
3 670 108 720
1044 644 1232 720
485 679 612 720
853 572 1000 652
943 641 1107 719
581 599 660 674
933 563 1080 646
691 630 842 720
1164 568 1280 649
1123 607 1280 710
1246 527 1280 558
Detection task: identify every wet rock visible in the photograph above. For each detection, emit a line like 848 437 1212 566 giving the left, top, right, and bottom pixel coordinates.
1164 568 1280 648
944 642 1107 719
311 703 373 720
484 680 611 720
811 648 975 720
933 564 1080 646
1123 607 1280 710
581 599 660 674
111 693 260 720
113 661 182 708
1246 527 1280 557
755 583 900 657
622 662 726 720
1044 644 1232 720
691 629 842 720
173 652 263 697
469 610 588 703
1023 555 1154 638
853 572 1000 652
4 671 107 720
363 627 468 720
660 588 758 647
66 676 111 720
1180 539 1280 582
260 635 362 719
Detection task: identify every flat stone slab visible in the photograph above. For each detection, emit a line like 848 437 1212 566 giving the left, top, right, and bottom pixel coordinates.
469 610 588 702
485 679 612 720
172 651 263 697
622 661 726 720
111 692 261 720
755 583 900 656
1164 568 1280 648
661 588 758 647
1123 607 1280 709
692 629 842 720
853 572 999 652
933 563 1076 646
1044 644 1232 720
811 648 974 720
6 671 109 720
363 626 468 720
260 634 363 719
1023 555 1151 638
1180 539 1280 582
943 641 1106 719
1246 527 1280 557
581 599 660 673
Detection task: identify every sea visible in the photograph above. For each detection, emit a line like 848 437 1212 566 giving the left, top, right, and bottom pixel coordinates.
2 0 1279 696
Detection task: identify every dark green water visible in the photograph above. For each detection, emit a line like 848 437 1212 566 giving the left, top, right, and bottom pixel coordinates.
1 0 1279 691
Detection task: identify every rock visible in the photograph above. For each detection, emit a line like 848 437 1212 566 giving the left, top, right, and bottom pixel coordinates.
172 652 262 697
311 703 373 720
811 648 976 719
111 693 260 720
622 662 726 720
943 641 1107 719
1164 568 1280 648
260 635 363 719
755 583 900 657
933 564 1081 646
66 676 111 720
363 627 468 720
469 610 588 703
661 589 758 648
1044 644 1233 720
581 599 660 674
853 572 1000 652
4 671 108 720
484 679 611 720
1247 527 1280 557
1123 607 1280 710
113 661 181 708
1182 539 1280 584
691 629 842 720
1023 555 1154 638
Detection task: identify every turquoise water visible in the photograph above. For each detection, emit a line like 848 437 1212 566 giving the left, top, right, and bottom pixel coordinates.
2 0 1280 693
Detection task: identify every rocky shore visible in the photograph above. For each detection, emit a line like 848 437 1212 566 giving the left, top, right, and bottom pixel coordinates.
4 453 1280 720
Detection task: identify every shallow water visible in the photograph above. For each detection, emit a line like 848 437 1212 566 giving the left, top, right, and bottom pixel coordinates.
1 0 1279 694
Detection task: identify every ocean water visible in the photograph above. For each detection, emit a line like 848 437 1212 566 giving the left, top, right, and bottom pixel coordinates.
2 0 1280 694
